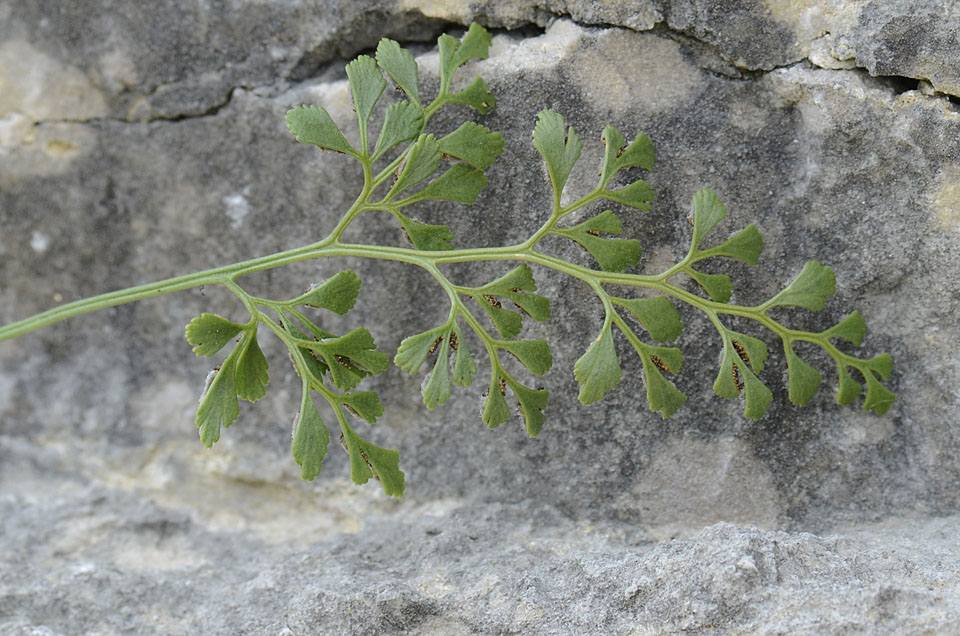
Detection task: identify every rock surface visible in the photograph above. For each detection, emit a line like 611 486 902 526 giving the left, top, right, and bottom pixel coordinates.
2 1 959 634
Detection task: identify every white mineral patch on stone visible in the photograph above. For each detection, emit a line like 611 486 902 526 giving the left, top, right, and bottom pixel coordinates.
809 33 859 70
223 189 251 228
112 536 208 572
934 166 960 230
130 378 195 434
397 0 527 25
573 29 701 114
621 436 783 539
0 123 93 187
0 39 107 122
482 20 582 76
447 21 700 115
0 112 32 147
764 0 867 44
29 230 50 253
96 49 138 93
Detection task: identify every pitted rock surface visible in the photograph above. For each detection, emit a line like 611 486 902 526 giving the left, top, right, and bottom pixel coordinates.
2 2 959 634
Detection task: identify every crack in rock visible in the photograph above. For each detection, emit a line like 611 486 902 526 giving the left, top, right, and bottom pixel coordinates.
6 5 956 127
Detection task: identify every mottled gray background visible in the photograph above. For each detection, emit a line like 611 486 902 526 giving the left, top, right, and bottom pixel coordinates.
1 1 959 634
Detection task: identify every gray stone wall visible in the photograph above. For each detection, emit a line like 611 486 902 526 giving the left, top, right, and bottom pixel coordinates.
2 1 959 633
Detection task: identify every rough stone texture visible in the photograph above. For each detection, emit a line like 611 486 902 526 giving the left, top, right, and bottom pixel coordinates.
2 1 959 634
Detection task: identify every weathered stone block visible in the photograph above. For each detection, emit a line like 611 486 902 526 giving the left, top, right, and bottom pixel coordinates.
2 2 958 633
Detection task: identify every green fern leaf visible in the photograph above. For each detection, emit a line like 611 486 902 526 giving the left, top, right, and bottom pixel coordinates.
185 313 244 357
690 189 727 251
345 55 386 150
533 109 582 196
234 329 269 402
686 269 733 303
451 325 477 387
339 420 404 497
602 180 655 211
422 333 452 408
372 102 424 161
697 224 764 266
395 327 446 374
196 351 241 447
482 372 511 429
822 311 867 346
291 388 329 481
598 125 655 186
396 213 455 251
438 23 492 86
375 38 420 107
285 105 356 156
785 344 821 406
448 77 496 114
499 339 552 376
438 122 504 169
766 261 836 311
613 297 683 342
339 391 384 424
415 165 488 204
313 328 389 391
292 270 362 315
640 345 686 417
509 378 549 437
391 134 441 195
559 210 642 272
574 326 621 405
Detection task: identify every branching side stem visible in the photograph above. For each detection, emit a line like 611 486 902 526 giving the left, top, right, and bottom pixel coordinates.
0 191 830 357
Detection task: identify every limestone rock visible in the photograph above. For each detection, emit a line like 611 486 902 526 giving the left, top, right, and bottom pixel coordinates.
1 2 959 633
